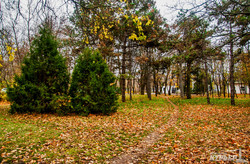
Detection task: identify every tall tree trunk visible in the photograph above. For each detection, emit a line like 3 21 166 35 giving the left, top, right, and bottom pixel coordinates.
127 81 129 92
205 62 210 104
244 85 246 97
153 71 156 96
121 38 127 102
141 83 145 95
168 74 174 95
219 74 222 97
248 83 250 96
140 68 145 95
186 62 192 99
146 48 151 100
211 80 214 98
164 78 167 96
216 84 220 97
229 23 235 105
223 83 226 98
155 80 158 97
221 61 226 98
179 63 184 98
129 43 132 101
129 80 132 100
164 69 170 96
146 71 152 100
155 71 159 97
168 80 172 95
133 78 135 94
159 82 162 95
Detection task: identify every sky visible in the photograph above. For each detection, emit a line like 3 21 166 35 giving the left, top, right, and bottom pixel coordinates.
155 0 176 22
154 0 205 24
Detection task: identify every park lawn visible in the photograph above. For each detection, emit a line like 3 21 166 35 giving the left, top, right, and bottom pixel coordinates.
140 96 250 163
0 95 173 163
170 95 250 107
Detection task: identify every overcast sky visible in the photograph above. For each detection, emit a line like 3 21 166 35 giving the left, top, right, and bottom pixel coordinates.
155 0 175 20
154 0 205 24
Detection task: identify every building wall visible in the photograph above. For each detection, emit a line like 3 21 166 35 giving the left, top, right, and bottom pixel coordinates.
214 84 249 94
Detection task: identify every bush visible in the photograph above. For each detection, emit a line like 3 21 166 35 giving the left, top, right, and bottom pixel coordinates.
7 26 70 114
69 48 118 115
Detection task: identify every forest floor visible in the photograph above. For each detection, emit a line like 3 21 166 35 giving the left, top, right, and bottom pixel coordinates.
0 95 249 163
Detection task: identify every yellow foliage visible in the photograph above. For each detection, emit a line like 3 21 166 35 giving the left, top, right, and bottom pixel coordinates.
129 33 138 40
6 46 12 52
83 35 89 44
85 37 89 44
6 44 16 62
108 24 114 29
140 35 147 41
146 19 152 26
9 52 15 62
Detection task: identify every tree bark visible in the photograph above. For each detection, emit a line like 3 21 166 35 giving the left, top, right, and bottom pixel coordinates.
155 81 158 97
146 67 151 100
219 74 222 97
179 63 184 98
140 67 146 95
248 83 250 96
164 78 167 96
168 80 172 95
159 82 162 95
221 61 226 98
146 48 151 100
133 78 135 94
216 84 220 97
140 83 145 95
205 62 210 104
129 43 132 101
186 62 192 99
229 23 235 105
121 37 127 102
153 70 157 96
210 79 213 98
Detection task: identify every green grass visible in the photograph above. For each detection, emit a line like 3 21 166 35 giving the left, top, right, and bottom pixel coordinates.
0 106 62 163
119 94 170 109
169 96 250 107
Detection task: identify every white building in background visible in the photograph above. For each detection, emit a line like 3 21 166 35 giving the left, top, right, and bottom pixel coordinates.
212 82 249 95
233 82 249 94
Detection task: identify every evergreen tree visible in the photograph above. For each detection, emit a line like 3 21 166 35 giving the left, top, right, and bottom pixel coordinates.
69 48 118 115
7 26 70 114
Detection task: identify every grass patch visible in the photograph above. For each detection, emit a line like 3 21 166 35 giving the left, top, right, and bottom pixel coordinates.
170 96 250 107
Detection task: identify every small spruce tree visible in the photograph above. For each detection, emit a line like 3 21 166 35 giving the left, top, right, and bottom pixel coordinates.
69 48 118 115
7 26 70 114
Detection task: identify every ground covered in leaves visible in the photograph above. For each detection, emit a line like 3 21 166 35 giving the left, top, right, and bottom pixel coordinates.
0 95 173 163
0 95 249 163
140 96 250 163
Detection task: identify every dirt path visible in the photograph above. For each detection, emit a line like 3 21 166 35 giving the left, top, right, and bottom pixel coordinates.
109 97 179 164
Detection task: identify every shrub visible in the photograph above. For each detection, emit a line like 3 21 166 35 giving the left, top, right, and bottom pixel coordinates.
7 26 70 114
69 48 118 115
